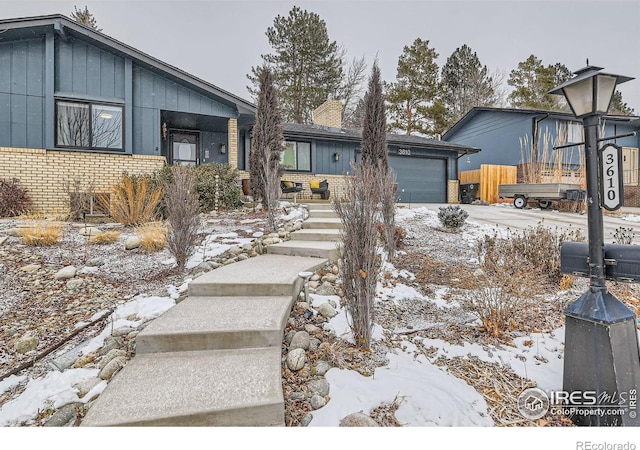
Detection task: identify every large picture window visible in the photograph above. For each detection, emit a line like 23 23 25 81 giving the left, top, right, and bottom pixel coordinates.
282 141 311 171
56 100 123 150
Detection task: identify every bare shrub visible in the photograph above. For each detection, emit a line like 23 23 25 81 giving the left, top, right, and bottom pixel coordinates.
64 178 95 221
333 163 381 349
165 166 201 272
100 173 163 226
379 169 398 259
19 221 63 246
613 226 634 244
0 178 32 217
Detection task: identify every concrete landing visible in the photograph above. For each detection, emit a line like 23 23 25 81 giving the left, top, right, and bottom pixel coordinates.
290 228 341 242
81 347 284 426
302 218 342 229
308 210 339 219
267 240 339 260
188 254 326 297
136 296 295 353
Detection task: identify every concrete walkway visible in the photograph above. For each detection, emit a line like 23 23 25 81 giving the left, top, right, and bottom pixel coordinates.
81 203 340 426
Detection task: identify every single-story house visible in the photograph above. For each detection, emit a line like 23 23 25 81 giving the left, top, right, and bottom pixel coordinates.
443 107 640 186
0 14 255 214
1 14 479 214
238 99 480 204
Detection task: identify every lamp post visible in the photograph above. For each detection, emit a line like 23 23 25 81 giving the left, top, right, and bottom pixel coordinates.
550 65 640 426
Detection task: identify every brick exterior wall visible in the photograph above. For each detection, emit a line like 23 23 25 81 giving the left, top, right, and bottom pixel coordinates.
238 170 350 201
228 118 238 169
447 180 460 204
312 100 343 128
0 147 166 215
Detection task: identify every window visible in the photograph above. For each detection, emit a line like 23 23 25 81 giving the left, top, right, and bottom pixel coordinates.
281 141 311 171
56 100 123 150
559 120 583 144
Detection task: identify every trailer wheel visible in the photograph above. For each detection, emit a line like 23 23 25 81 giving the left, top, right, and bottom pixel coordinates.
539 200 552 210
514 196 527 209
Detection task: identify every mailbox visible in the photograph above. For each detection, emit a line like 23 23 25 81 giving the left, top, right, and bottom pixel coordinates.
561 242 590 277
560 242 640 282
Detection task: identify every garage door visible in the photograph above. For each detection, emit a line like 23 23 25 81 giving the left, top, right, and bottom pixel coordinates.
389 155 447 203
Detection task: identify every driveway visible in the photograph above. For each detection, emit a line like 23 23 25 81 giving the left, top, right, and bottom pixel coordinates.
401 203 640 244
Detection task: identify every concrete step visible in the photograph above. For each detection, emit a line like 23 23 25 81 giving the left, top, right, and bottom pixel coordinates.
301 202 333 210
136 296 294 353
302 218 342 229
267 240 339 260
309 210 339 219
188 254 326 297
290 228 341 242
81 347 284 426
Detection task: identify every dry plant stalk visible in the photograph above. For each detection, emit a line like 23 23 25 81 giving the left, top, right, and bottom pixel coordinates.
136 222 168 252
100 173 163 226
379 168 398 260
165 165 201 272
19 221 63 246
89 230 121 244
333 163 381 349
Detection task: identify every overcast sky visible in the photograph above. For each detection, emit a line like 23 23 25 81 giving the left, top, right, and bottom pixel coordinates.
3 0 640 113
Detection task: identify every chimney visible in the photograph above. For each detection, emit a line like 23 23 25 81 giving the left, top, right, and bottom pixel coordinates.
312 99 343 128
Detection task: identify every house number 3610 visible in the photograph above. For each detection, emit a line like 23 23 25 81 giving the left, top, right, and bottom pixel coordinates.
600 143 623 211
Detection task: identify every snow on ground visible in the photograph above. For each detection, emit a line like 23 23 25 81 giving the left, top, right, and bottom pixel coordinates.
623 214 640 223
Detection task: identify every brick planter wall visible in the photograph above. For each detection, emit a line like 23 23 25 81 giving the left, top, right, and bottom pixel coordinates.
0 147 166 215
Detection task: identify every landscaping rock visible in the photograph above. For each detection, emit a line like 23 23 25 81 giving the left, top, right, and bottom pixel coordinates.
237 254 249 261
5 228 22 237
99 337 124 356
307 378 330 397
44 403 81 427
300 413 313 426
14 333 38 354
99 349 127 369
98 356 126 380
74 378 103 400
310 394 326 410
317 302 337 318
54 266 76 280
322 274 338 283
304 324 320 333
286 348 306 371
20 264 41 273
0 236 8 245
125 236 141 250
78 227 102 237
290 331 310 350
66 278 84 292
309 338 322 351
316 282 336 296
340 412 379 427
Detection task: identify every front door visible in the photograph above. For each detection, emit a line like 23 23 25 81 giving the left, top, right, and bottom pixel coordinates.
170 131 199 166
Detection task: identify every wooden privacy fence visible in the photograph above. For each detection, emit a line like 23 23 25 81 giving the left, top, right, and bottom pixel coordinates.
459 165 517 203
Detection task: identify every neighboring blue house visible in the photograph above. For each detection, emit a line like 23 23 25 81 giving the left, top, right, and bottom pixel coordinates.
443 107 640 186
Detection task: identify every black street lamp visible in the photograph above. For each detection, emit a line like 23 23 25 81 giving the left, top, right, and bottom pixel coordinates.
550 65 640 426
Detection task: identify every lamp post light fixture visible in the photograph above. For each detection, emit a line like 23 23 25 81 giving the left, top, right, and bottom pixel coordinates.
550 65 640 426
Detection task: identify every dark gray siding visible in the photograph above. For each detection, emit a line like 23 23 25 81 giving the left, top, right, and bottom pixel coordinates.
55 39 125 99
200 131 228 164
0 39 45 148
312 140 357 174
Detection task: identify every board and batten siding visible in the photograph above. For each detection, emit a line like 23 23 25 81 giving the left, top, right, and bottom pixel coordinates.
55 38 125 99
0 38 46 149
131 66 237 155
312 140 357 175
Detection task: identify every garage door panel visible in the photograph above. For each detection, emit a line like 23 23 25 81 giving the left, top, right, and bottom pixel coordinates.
390 155 446 203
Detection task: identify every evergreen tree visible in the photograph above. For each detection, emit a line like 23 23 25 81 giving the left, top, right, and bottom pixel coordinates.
609 90 635 115
507 55 572 110
440 45 497 126
386 38 440 136
70 5 102 32
361 63 388 170
250 67 283 230
247 6 343 124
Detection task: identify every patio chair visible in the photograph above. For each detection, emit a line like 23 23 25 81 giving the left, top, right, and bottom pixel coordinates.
309 179 330 200
281 180 304 203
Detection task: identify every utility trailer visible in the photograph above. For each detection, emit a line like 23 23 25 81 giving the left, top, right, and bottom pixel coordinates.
497 183 586 209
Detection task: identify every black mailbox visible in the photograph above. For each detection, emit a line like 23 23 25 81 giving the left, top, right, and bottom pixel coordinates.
560 242 640 282
561 242 590 277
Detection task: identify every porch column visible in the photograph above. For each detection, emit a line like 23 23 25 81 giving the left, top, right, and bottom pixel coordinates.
228 118 238 168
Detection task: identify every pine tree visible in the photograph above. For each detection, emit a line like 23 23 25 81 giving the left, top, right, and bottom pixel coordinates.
70 5 102 32
508 55 572 110
440 45 497 126
247 6 343 124
249 67 283 231
385 38 439 136
609 91 635 115
361 63 388 170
